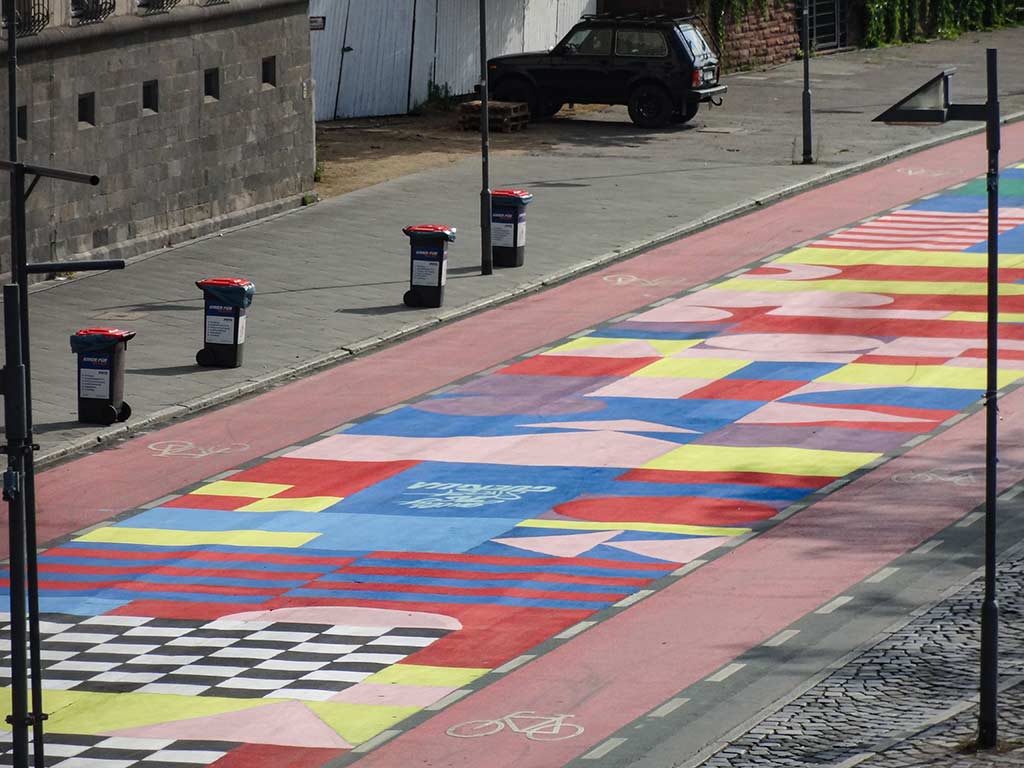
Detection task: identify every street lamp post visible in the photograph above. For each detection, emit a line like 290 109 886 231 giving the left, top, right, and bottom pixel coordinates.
479 0 492 275
874 49 1001 749
801 0 813 164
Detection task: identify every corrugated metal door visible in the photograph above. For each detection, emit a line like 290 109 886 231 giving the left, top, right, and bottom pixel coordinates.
309 0 351 121
337 0 418 118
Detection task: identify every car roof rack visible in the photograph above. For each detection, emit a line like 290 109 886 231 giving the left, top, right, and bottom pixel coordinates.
579 13 703 25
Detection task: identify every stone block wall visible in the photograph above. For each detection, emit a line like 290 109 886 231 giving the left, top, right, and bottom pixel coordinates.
0 0 315 276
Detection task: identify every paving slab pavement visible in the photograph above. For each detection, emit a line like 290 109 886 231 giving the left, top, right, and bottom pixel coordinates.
8 27 1024 465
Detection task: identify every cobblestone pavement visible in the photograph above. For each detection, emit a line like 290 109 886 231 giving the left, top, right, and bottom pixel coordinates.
700 549 1024 768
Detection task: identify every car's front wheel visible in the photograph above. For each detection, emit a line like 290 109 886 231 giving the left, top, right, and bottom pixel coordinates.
628 84 673 129
494 78 537 116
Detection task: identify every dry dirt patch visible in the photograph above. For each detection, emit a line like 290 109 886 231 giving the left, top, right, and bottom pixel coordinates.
313 105 609 199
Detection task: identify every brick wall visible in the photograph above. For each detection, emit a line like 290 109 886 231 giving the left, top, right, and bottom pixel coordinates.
0 0 315 276
722 2 800 71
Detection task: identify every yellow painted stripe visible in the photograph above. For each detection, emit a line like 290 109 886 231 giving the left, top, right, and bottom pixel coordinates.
306 701 421 745
775 247 1024 268
641 444 879 477
818 363 1024 390
517 519 748 537
367 664 488 687
945 311 1024 323
1 689 270 734
191 480 293 499
237 496 342 513
75 527 318 548
715 277 1024 296
632 357 749 379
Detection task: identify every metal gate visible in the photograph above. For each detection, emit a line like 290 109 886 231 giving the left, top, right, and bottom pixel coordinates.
810 0 847 50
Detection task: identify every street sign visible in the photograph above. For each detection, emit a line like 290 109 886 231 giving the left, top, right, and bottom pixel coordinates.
309 16 326 31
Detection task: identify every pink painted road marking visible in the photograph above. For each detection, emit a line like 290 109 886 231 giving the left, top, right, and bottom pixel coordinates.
19 125 1024 561
349 384 1024 768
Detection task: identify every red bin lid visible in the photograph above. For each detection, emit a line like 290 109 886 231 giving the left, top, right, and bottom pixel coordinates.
74 327 136 341
492 189 533 203
403 224 457 241
196 277 254 288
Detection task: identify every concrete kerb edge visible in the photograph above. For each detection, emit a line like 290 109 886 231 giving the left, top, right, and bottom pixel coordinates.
34 111 1024 469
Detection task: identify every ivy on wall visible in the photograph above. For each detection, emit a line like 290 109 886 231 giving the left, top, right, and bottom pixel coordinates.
864 0 1021 46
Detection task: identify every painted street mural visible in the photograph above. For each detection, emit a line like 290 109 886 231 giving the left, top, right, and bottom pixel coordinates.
4 166 1024 766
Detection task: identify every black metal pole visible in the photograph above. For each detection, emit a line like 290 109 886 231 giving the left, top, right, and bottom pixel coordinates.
978 46 1000 750
801 0 813 164
5 7 46 762
479 0 492 275
3 283 30 768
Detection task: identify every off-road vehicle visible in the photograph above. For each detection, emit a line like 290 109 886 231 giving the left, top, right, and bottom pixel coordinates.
487 14 726 128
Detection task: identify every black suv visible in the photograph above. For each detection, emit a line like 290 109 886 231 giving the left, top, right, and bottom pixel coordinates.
487 15 726 128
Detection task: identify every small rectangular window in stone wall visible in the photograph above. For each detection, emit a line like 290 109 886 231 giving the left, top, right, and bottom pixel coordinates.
135 0 182 14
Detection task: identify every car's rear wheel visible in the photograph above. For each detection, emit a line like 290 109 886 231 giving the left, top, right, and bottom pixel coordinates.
628 85 673 128
672 100 699 124
494 78 537 118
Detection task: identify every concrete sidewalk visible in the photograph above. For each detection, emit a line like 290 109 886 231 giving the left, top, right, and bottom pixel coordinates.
10 27 1024 465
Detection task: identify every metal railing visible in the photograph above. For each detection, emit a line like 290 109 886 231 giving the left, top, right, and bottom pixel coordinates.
135 0 181 12
1 0 50 37
69 0 114 23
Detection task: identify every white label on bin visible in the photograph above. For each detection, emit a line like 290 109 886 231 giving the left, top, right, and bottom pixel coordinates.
518 219 526 246
237 314 247 344
493 221 515 248
206 314 236 345
441 259 448 286
80 368 110 400
412 259 441 287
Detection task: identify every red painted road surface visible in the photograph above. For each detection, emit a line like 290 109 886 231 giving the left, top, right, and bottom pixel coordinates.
8 124 1024 768
27 127 1024 556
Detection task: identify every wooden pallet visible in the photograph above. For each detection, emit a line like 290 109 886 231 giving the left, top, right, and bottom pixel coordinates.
457 100 530 133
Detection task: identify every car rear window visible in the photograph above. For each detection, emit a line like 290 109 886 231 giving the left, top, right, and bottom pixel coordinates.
615 28 669 58
678 25 711 58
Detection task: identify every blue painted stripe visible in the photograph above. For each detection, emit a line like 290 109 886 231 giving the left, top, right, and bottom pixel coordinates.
353 558 671 579
38 572 306 589
286 588 611 610
311 574 633 593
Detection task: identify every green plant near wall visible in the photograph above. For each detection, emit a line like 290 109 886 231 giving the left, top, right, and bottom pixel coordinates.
695 0 782 66
864 0 1022 46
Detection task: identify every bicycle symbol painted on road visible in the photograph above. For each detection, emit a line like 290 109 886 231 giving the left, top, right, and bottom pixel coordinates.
603 274 683 287
447 711 584 741
147 440 250 460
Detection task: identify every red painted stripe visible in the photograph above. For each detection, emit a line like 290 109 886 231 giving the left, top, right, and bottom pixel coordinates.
618 468 833 489
311 581 632 602
340 566 650 587
729 315 1024 340
38 579 286 596
684 378 806 401
829 264 1024 282
362 551 672 572
807 403 959 420
854 355 952 365
497 355 661 378
211 744 347 768
961 348 1024 360
109 600 268 620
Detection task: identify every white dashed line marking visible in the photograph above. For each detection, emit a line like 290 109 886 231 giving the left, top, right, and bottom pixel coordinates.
555 621 596 640
493 655 535 674
141 494 180 509
353 730 402 753
913 540 942 555
672 559 706 576
583 738 627 760
706 663 745 682
425 689 472 711
763 629 800 647
956 512 984 528
648 698 690 718
866 567 899 584
614 590 654 608
816 596 853 615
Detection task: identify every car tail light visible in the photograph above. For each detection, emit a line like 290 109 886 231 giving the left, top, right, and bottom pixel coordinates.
693 69 700 87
